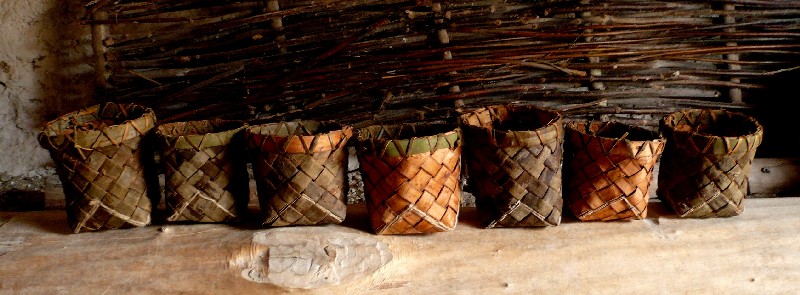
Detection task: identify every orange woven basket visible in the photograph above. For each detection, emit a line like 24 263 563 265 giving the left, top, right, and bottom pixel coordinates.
658 109 763 218
156 120 249 223
356 123 461 235
460 105 564 227
38 102 156 233
564 121 665 221
247 120 353 226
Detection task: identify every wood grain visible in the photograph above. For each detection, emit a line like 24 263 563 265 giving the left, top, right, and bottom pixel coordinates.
749 158 800 195
2 198 800 294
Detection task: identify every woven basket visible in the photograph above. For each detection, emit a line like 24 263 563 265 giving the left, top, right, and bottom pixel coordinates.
247 120 352 226
564 121 665 221
658 109 763 218
356 123 461 235
156 120 249 223
38 102 156 233
460 105 564 228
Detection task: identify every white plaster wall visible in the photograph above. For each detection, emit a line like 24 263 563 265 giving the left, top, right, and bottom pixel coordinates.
0 0 95 179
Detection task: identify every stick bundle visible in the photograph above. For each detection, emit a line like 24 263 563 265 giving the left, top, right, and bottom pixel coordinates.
85 0 800 125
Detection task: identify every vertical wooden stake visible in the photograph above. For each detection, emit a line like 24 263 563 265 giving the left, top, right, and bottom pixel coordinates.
433 3 463 110
91 11 111 88
267 0 287 55
724 4 743 103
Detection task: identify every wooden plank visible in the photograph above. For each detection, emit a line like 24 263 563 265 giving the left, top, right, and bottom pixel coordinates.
749 158 800 195
1 199 799 294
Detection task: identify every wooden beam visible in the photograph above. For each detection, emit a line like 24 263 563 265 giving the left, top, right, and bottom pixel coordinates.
2 198 800 294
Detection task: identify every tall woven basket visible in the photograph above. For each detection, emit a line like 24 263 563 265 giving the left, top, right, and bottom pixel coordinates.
247 120 352 226
658 109 763 218
460 105 564 228
356 124 461 235
38 102 156 233
156 120 249 223
564 121 665 221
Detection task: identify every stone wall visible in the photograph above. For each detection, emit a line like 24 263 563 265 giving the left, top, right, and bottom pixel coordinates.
0 0 94 186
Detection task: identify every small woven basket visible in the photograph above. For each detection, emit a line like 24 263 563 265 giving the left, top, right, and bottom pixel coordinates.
356 123 461 235
658 109 763 218
460 105 564 228
564 121 665 221
247 120 352 226
156 120 249 223
38 102 156 233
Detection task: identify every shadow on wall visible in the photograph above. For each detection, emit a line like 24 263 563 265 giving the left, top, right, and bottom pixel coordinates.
747 72 799 158
37 0 96 120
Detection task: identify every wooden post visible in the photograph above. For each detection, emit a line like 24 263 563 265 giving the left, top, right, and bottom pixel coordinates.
90 11 111 88
724 4 743 103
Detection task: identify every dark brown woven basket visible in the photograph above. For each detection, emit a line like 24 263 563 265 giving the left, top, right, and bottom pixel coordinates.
658 109 763 218
156 120 249 223
38 102 156 233
247 120 352 226
460 105 564 227
564 121 665 221
356 123 461 235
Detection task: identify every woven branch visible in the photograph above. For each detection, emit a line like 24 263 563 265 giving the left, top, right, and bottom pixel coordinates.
564 121 665 221
156 119 249 223
357 123 461 234
460 105 564 227
38 102 156 233
83 0 800 125
657 109 763 218
247 120 353 226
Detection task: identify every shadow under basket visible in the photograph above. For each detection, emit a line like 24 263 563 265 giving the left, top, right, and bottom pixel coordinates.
38 102 156 233
460 105 564 228
658 109 763 218
156 120 249 223
564 121 665 221
356 123 461 235
247 120 352 226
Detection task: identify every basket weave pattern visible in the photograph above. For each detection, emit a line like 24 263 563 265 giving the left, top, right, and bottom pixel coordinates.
38 103 156 233
247 121 352 226
357 124 461 234
658 109 763 218
564 121 665 221
157 120 249 223
461 105 563 227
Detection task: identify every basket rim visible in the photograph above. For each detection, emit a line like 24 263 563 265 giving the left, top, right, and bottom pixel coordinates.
459 104 562 147
566 120 665 144
157 119 247 150
661 108 764 138
660 108 763 155
38 102 156 150
356 123 460 157
460 104 562 129
157 119 246 137
246 120 353 153
247 119 350 136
